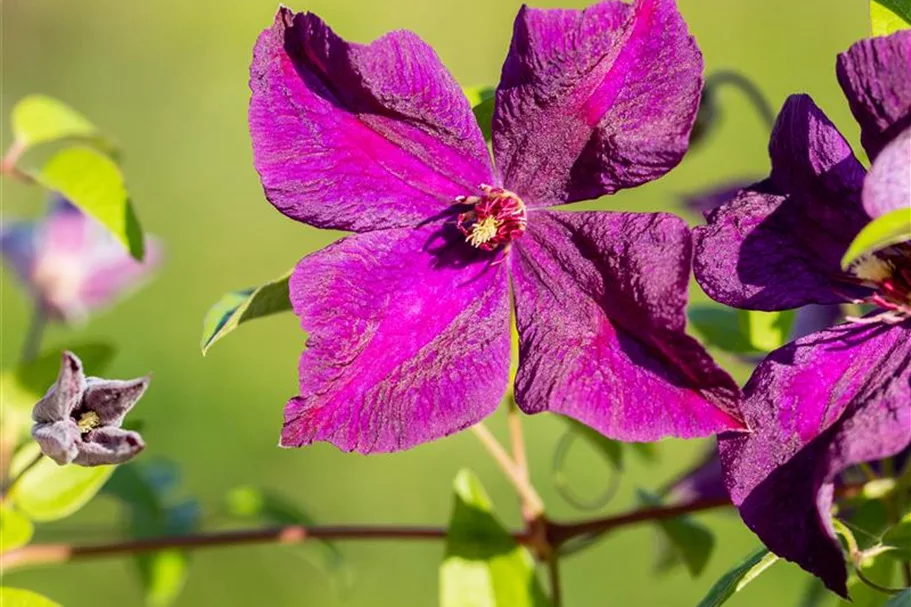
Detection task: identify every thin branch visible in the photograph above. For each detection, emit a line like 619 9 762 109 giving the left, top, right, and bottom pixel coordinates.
470 422 545 518
547 551 563 607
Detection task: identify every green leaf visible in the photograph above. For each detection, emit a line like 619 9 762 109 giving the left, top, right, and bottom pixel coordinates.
695 547 779 607
884 589 911 607
463 85 495 142
849 552 896 607
842 208 911 269
9 444 115 522
738 310 795 352
200 271 293 355
639 491 714 577
0 343 115 441
11 95 98 149
0 506 34 553
30 146 145 260
0 587 61 607
688 307 754 354
871 1 911 34
224 485 351 594
440 470 550 607
883 512 911 561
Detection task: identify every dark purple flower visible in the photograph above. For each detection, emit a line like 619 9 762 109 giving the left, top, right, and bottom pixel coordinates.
249 0 744 454
660 448 726 504
32 351 149 467
693 30 911 597
0 199 161 323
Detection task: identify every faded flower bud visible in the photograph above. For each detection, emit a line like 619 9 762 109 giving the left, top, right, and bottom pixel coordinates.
31 351 149 466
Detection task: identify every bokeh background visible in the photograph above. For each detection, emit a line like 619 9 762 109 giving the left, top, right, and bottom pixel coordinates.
1 0 872 605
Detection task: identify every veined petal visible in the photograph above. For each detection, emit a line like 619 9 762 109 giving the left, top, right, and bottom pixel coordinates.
32 351 86 423
510 210 743 441
836 30 911 161
249 9 494 233
282 223 511 453
82 376 150 427
720 321 911 596
863 126 911 218
32 421 80 466
73 427 145 466
493 0 702 206
694 97 869 310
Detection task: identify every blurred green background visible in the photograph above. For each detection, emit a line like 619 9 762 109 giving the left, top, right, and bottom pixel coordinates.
1 0 871 605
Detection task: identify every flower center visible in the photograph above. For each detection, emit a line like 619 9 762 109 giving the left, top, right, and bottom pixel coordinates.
456 185 527 251
76 411 101 433
849 243 911 323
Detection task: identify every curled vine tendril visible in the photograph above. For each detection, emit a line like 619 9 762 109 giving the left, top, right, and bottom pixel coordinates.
551 429 622 512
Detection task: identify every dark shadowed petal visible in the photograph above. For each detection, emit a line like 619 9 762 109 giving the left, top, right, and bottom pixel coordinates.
720 321 911 596
82 376 150 427
863 126 911 218
694 96 869 310
282 223 511 453
249 9 494 233
32 352 85 423
661 449 726 504
493 0 702 206
73 427 146 466
681 180 757 218
510 210 743 441
32 421 80 465
836 30 911 161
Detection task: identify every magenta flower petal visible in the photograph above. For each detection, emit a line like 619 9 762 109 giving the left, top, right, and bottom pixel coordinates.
493 0 702 206
836 30 911 161
720 321 911 596
863 126 911 219
281 223 511 453
510 210 743 441
249 9 494 233
694 95 869 310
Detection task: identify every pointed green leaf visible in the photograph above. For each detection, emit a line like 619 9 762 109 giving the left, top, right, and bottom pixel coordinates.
463 85 495 143
842 208 911 269
695 547 779 607
883 512 911 561
884 589 911 607
639 491 715 577
11 95 98 149
0 587 61 607
200 271 292 355
9 444 115 522
0 506 34 553
30 146 144 259
440 470 550 607
871 1 911 34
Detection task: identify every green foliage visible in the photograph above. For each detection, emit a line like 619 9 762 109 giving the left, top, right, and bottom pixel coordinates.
0 506 34 552
223 485 351 593
695 547 779 607
31 146 145 259
463 85 495 142
842 208 911 269
104 461 200 607
0 587 61 607
882 512 911 561
638 490 714 577
871 0 911 34
689 306 795 354
884 589 911 607
200 271 293 355
738 310 795 352
849 552 896 607
440 470 550 607
8 444 115 522
11 95 98 149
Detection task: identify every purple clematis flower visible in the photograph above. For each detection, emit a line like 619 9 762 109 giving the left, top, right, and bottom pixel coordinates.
693 30 911 596
32 351 149 467
0 199 161 323
249 0 745 454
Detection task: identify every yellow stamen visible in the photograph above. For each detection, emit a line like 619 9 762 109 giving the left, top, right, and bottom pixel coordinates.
76 411 101 433
852 256 894 283
466 216 501 248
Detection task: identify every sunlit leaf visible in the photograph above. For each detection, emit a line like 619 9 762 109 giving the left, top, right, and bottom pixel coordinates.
11 95 98 149
842 208 911 269
695 547 779 607
0 587 61 607
440 469 550 607
639 491 714 577
200 271 292 355
463 85 495 142
738 310 795 352
0 506 33 553
224 485 351 594
883 512 911 561
688 307 754 354
871 0 911 34
30 146 145 260
9 443 115 522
